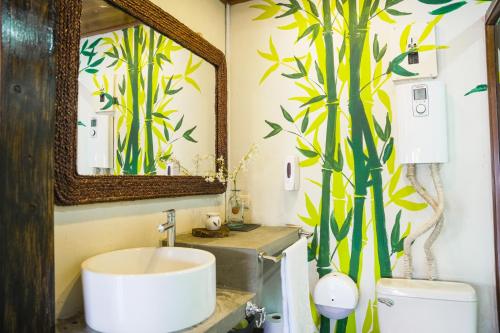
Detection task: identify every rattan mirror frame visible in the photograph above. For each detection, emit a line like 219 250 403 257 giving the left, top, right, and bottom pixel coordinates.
55 0 227 205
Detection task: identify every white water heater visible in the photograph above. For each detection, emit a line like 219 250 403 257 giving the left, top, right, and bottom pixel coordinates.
395 80 448 164
88 114 114 169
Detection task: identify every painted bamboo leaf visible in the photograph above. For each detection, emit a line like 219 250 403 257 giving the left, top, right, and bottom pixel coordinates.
391 210 402 253
298 193 320 227
301 95 326 107
281 105 295 122
301 109 310 133
308 225 319 261
418 0 452 3
174 115 184 132
276 0 302 18
386 8 411 16
331 144 344 172
370 0 381 15
387 52 418 77
465 84 487 96
382 137 394 163
264 120 283 138
314 61 325 85
330 209 353 241
163 121 170 141
429 1 467 15
297 147 319 158
182 126 198 143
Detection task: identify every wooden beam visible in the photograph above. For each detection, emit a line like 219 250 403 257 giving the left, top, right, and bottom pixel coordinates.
0 0 56 332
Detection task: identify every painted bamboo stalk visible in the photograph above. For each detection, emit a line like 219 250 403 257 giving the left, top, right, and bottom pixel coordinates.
122 27 141 175
318 1 339 332
336 1 379 332
144 28 156 175
357 1 393 279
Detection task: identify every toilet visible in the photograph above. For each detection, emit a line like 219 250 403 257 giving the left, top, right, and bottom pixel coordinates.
377 278 477 333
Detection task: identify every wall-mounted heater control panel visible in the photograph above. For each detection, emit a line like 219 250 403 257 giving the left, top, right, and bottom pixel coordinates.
88 114 114 169
395 80 448 164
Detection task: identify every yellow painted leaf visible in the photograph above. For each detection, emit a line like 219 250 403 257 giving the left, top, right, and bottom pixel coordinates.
391 185 416 200
419 15 443 44
250 0 280 21
393 198 428 211
279 21 298 30
362 300 373 333
269 37 279 60
300 156 320 167
309 294 321 328
378 10 396 24
185 54 203 75
103 75 109 92
400 23 414 53
402 222 411 238
305 193 320 221
306 111 327 135
306 178 322 188
377 89 392 114
92 75 100 89
185 76 201 92
258 50 277 62
117 115 125 131
417 45 449 52
296 137 309 150
259 63 279 85
373 61 383 87
295 81 318 97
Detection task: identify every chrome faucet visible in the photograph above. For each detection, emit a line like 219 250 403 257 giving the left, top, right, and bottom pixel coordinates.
158 209 176 247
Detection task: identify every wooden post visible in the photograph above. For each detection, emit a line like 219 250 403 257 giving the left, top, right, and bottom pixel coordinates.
0 1 56 332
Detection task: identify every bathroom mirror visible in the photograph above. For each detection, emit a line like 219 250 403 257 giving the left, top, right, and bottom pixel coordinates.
55 0 227 204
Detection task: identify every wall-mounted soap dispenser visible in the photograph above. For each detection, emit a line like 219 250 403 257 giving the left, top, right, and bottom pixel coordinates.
284 156 300 191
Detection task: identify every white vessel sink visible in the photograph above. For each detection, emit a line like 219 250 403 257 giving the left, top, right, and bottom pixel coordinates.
81 247 216 333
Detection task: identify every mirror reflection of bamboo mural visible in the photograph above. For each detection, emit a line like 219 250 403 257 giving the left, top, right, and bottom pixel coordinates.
79 25 202 175
256 0 479 331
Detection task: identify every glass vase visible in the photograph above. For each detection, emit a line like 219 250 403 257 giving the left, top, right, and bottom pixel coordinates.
227 189 244 224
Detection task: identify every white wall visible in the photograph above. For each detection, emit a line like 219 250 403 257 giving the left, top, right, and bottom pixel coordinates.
229 0 498 332
54 0 226 319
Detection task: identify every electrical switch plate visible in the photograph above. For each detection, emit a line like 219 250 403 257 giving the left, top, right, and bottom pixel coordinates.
390 21 438 81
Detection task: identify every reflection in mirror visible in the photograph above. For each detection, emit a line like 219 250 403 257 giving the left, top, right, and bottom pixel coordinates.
77 0 216 176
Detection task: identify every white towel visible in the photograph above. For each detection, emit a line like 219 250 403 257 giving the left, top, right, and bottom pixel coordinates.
281 237 316 333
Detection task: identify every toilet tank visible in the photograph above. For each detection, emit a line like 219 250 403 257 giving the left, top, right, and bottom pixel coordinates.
377 279 477 333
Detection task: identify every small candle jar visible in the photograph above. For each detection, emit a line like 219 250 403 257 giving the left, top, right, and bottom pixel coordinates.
206 213 222 231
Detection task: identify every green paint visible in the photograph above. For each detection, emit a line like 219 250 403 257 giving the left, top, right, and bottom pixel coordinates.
144 27 156 175
122 27 141 175
465 84 488 96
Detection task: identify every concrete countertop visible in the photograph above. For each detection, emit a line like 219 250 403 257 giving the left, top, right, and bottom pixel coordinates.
176 226 300 256
56 288 255 333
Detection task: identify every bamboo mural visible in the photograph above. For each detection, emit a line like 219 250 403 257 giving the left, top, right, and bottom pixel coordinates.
79 25 203 175
257 0 476 331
